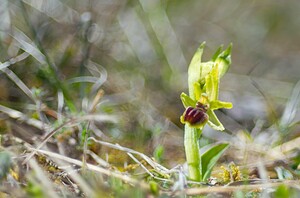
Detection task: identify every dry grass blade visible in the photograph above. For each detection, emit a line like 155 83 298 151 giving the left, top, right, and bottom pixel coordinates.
30 148 150 191
0 104 50 130
126 152 172 182
126 152 155 177
1 68 36 102
86 150 110 168
28 158 60 198
88 137 170 173
89 89 104 113
22 119 75 164
22 115 117 164
0 52 29 70
86 61 107 97
22 0 79 24
138 0 187 73
280 80 300 128
273 136 300 154
11 27 46 64
58 165 94 197
0 52 35 103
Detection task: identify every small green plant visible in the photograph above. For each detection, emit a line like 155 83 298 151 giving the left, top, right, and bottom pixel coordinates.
180 42 233 181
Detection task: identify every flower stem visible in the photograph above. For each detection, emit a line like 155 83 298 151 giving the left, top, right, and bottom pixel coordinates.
184 125 202 181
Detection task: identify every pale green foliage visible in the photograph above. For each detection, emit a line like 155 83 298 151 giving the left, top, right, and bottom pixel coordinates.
181 42 233 181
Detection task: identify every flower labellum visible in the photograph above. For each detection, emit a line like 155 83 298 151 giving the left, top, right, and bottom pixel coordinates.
181 102 209 128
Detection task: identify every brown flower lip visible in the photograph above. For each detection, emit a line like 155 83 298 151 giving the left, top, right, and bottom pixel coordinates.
183 106 208 126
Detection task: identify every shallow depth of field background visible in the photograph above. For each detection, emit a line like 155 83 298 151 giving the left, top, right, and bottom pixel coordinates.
1 0 300 172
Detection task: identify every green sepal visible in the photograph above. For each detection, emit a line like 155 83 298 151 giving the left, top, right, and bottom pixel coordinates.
215 43 232 78
211 45 224 61
207 109 225 131
188 42 205 99
201 143 229 181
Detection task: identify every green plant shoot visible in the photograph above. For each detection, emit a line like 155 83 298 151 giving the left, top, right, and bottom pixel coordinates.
180 42 233 181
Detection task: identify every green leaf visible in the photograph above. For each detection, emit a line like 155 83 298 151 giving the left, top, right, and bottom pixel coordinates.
201 143 229 181
188 42 205 99
180 92 196 108
207 109 225 131
210 100 233 110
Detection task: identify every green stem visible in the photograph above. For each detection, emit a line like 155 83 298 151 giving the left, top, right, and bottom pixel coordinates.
184 125 202 181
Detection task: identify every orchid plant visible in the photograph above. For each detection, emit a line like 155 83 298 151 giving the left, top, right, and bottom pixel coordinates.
180 42 233 181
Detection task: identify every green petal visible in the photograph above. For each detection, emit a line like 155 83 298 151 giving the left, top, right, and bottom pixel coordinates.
180 92 197 108
193 82 203 101
205 64 219 101
210 100 233 110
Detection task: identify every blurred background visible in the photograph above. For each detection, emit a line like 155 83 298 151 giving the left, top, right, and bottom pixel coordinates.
1 0 300 167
